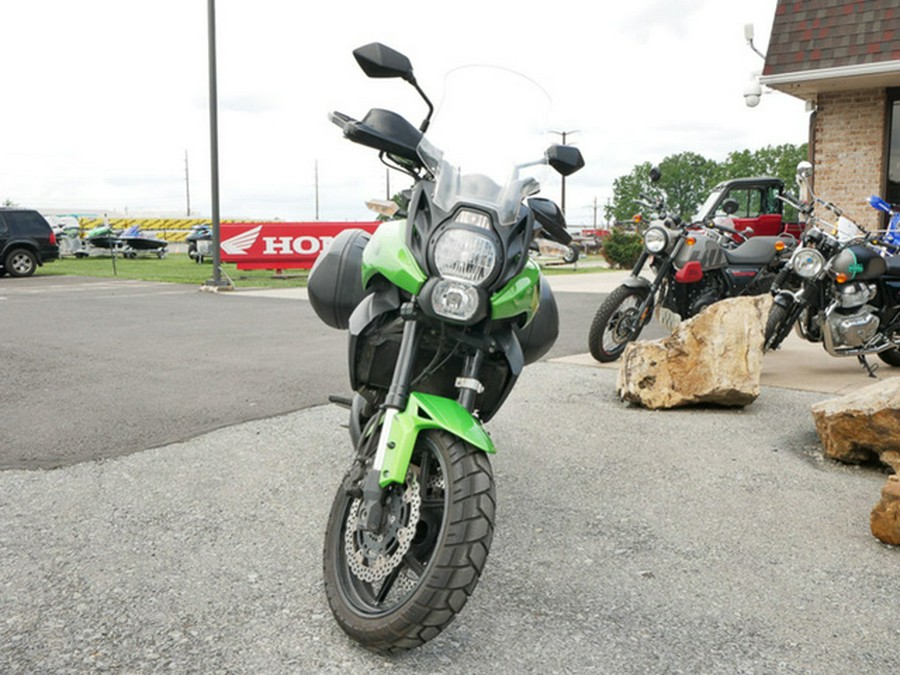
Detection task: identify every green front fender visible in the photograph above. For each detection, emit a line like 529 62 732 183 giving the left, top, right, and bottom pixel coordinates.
379 392 496 487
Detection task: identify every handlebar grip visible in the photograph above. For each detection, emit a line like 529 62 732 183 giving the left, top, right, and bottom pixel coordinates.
328 110 355 129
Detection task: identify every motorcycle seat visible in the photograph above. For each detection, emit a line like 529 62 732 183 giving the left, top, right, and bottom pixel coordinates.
723 236 785 266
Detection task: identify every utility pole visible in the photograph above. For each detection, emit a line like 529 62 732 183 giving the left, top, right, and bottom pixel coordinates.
203 0 231 289
315 160 320 220
550 129 578 215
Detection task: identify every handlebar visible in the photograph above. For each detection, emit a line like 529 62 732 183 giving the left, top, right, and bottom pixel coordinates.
329 110 355 130
707 221 747 243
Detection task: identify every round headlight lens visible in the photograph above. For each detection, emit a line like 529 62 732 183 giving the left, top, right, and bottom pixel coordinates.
433 228 498 284
791 247 825 278
643 226 668 253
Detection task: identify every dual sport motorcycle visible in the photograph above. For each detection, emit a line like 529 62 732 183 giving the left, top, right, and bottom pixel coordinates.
307 43 584 653
588 168 796 362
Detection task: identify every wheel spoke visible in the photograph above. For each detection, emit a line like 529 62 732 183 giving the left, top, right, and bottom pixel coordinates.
402 550 426 577
374 565 404 604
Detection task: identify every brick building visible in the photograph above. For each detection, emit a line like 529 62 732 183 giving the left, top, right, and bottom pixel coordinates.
760 0 900 229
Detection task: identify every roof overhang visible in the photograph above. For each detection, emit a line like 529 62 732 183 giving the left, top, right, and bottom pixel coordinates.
760 59 900 99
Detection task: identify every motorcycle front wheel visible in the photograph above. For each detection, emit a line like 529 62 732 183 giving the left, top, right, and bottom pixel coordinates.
588 284 652 362
877 348 900 367
763 301 799 351
323 429 496 654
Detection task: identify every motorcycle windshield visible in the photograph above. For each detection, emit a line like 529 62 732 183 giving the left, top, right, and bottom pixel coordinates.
415 65 554 227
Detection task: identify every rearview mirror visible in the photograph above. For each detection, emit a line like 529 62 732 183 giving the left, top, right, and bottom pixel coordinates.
352 43 415 82
545 144 585 176
796 160 813 180
721 198 740 215
649 165 661 183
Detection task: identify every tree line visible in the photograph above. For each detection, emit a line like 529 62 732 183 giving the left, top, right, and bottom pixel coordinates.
604 143 808 224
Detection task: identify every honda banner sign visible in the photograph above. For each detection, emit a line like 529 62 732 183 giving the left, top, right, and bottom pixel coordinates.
219 221 381 270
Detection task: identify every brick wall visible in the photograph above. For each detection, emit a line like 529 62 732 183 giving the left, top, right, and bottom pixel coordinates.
813 89 886 230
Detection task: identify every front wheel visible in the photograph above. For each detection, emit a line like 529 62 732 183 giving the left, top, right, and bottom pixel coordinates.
764 301 797 351
323 429 496 654
588 284 652 362
877 348 900 367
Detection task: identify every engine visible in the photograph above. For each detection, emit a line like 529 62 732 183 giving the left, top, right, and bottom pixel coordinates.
823 282 879 348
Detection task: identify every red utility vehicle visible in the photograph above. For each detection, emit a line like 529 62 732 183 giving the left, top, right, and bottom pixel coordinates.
694 176 803 241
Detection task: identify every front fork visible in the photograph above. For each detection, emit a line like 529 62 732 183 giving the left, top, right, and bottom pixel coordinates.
768 280 818 350
357 302 495 533
631 247 679 328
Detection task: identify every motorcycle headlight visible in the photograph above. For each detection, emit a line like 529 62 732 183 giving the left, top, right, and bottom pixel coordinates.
430 279 482 321
433 227 499 285
643 226 669 254
791 247 825 278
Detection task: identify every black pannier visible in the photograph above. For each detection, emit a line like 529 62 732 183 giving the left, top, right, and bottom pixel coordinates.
307 229 372 329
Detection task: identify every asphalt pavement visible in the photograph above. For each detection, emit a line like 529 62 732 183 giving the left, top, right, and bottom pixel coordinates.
2 270 898 673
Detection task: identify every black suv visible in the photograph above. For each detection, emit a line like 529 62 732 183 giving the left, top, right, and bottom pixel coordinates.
0 208 60 277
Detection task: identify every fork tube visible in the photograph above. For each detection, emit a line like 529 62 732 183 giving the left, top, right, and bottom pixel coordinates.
384 314 421 411
457 348 485 412
630 250 649 276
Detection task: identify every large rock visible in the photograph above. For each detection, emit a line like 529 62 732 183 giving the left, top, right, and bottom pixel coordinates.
615 295 771 409
810 377 900 471
871 475 900 545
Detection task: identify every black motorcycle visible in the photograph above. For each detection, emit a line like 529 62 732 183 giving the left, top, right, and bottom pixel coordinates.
588 167 796 362
764 162 900 376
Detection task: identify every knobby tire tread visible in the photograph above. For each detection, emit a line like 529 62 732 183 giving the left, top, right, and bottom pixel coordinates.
324 430 495 654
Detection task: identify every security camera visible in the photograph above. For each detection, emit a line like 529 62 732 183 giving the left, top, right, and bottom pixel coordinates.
744 78 762 108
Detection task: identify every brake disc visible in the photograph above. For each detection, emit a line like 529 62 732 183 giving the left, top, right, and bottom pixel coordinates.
344 474 421 583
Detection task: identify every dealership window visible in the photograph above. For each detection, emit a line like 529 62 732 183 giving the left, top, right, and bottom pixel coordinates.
887 89 900 205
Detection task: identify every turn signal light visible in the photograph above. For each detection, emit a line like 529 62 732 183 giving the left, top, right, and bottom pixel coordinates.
775 240 785 251
686 236 696 246
835 272 849 284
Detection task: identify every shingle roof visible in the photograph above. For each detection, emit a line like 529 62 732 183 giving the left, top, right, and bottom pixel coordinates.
763 0 900 76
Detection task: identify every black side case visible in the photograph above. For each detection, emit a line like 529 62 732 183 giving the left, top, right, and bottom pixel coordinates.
308 229 372 329
515 279 559 365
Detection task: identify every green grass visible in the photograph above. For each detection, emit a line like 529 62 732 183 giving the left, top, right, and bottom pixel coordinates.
37 252 615 288
38 253 310 289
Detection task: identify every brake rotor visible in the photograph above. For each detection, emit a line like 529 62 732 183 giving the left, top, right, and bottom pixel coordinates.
344 474 422 583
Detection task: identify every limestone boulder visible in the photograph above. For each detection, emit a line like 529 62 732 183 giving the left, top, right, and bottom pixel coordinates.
810 377 900 471
871 475 900 545
615 295 771 410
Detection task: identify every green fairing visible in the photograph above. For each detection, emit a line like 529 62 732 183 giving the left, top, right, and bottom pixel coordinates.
380 392 496 487
361 220 426 294
490 260 541 322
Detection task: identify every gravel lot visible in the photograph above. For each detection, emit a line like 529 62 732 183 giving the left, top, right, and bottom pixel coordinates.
2 362 897 674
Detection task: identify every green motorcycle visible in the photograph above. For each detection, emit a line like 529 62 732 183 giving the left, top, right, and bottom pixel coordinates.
307 43 584 653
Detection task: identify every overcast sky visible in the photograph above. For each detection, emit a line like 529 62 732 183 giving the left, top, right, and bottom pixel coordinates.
1 0 809 226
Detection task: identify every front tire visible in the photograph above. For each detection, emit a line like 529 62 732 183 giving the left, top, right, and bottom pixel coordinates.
764 301 796 351
323 429 496 654
588 284 652 362
877 349 900 367
5 248 37 277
